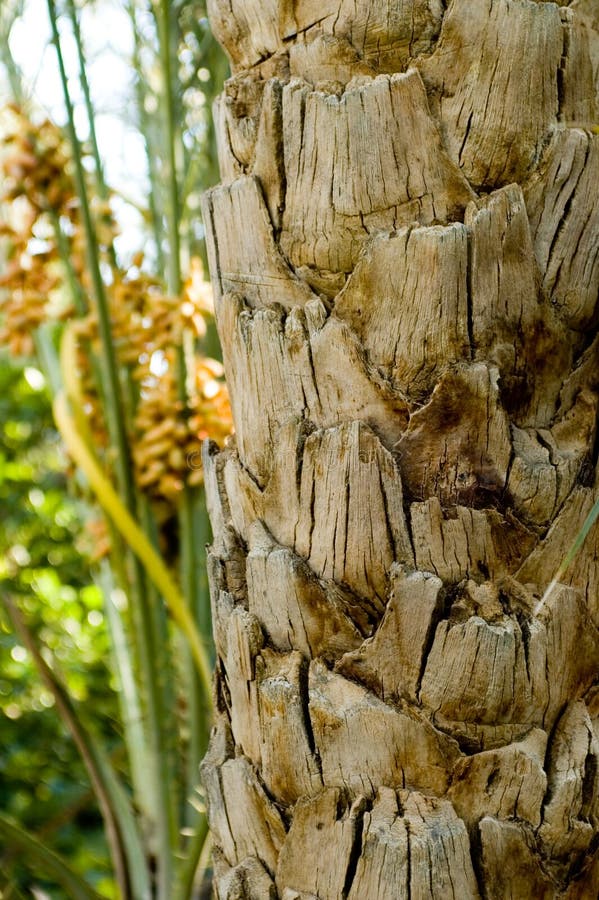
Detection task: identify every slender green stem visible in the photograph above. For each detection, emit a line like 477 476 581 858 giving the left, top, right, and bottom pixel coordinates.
48 6 183 889
57 358 181 897
64 0 118 269
180 493 201 827
157 0 181 295
54 385 217 896
99 563 153 824
184 489 213 828
46 0 132 507
138 491 183 851
127 0 166 272
33 325 62 397
49 210 87 315
64 0 106 195
0 50 26 107
54 380 214 889
0 5 27 107
68 2 182 857
155 2 214 857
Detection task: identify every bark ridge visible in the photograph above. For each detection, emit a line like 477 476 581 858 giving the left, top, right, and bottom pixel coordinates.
202 1 599 896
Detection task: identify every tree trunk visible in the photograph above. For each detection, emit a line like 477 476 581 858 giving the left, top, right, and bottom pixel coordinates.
200 1 599 897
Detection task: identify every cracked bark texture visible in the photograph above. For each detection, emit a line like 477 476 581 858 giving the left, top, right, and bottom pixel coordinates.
201 1 599 897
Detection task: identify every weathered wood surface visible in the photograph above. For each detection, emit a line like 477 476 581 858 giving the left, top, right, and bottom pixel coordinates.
280 70 474 275
202 0 599 895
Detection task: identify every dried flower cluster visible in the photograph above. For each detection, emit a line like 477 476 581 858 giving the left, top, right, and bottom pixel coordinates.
70 257 233 507
0 107 74 354
0 105 233 522
128 265 232 505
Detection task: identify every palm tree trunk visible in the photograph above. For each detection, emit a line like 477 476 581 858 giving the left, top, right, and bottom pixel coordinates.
201 1 599 896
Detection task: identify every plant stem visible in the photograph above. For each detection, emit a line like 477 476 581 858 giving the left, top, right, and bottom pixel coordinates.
157 0 182 295
99 563 153 825
66 2 182 854
155 5 214 855
52 392 213 704
128 0 166 272
47 4 182 890
53 386 218 897
49 210 87 315
64 0 117 270
183 489 213 829
46 0 132 507
58 323 183 894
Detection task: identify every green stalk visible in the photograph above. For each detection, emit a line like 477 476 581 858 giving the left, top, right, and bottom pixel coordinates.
184 489 213 829
64 0 181 849
46 0 132 507
58 329 184 896
84 24 178 832
47 7 182 891
156 2 214 847
64 0 106 197
43 296 154 835
138 490 183 852
49 210 87 315
64 0 118 269
54 387 213 896
53 392 213 692
99 563 153 824
157 0 182 296
180 492 202 827
127 0 166 272
33 325 62 397
35 331 156 894
0 5 26 107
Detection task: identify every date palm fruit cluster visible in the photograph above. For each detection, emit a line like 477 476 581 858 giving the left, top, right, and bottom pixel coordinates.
0 105 232 517
129 267 233 507
0 106 74 355
132 353 231 509
71 259 233 509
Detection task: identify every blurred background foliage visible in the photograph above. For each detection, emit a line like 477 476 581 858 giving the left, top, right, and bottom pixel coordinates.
0 0 229 896
0 356 118 895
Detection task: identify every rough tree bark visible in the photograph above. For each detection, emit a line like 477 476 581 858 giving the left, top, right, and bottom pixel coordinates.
200 1 599 897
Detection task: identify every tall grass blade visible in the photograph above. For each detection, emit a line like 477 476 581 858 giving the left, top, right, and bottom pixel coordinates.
535 493 599 614
0 817 101 900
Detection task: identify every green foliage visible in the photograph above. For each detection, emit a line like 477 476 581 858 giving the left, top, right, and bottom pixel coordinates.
0 351 117 896
0 1 229 896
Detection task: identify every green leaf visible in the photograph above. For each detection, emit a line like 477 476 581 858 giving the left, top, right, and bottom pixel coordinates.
0 815 102 900
1 593 151 899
